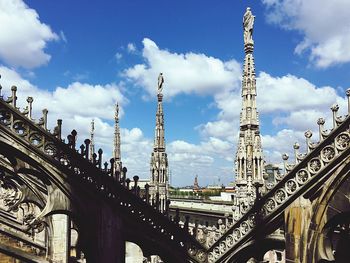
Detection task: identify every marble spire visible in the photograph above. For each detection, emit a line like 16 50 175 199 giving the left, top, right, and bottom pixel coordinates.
235 7 264 190
150 73 169 213
113 103 122 174
89 119 95 161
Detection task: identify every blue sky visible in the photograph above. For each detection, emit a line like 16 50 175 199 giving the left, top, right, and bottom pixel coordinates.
1 0 350 186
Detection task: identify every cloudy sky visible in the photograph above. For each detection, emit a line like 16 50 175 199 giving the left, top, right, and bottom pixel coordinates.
0 0 349 186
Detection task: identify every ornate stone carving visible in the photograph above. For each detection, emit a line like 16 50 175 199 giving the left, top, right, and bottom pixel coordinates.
308 158 322 174
240 222 249 234
265 198 276 212
274 189 287 204
226 235 234 247
2 186 21 210
285 179 297 194
321 146 335 162
233 228 241 241
335 132 350 150
296 169 309 185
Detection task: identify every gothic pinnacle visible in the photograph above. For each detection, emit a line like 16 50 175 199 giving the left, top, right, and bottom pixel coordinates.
114 103 121 161
89 119 95 161
113 102 122 175
150 73 169 213
235 7 264 187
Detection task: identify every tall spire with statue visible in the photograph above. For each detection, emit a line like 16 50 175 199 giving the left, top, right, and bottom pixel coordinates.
234 7 265 214
113 103 123 175
149 73 169 213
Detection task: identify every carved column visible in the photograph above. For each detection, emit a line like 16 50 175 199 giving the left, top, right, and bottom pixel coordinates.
50 214 70 263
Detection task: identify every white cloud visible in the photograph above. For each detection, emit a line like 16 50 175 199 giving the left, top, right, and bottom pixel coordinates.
124 38 241 98
257 72 347 133
257 72 346 113
262 0 350 68
0 65 127 130
127 43 137 53
198 120 238 142
273 110 327 131
72 73 89 81
59 31 67 43
0 0 59 68
115 52 123 61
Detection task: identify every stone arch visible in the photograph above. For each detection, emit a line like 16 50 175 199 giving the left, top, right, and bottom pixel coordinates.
222 236 285 263
125 241 144 263
305 158 350 263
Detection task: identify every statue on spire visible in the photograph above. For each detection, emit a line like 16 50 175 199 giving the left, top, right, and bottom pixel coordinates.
115 103 119 121
157 73 164 95
243 7 255 46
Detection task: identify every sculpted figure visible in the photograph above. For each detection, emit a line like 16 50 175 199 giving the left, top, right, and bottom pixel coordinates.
243 7 255 45
157 73 164 94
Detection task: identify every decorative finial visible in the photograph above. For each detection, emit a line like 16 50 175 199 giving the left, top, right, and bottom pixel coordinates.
282 153 289 174
331 104 339 128
157 73 164 95
346 88 350 97
293 142 300 150
317 117 325 141
304 130 313 153
317 117 325 126
330 104 339 112
293 143 300 164
304 130 313 138
27 97 33 119
42 109 48 130
10 86 17 107
243 7 255 50
282 153 289 161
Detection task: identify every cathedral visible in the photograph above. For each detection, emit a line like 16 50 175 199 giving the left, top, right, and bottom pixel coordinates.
0 6 350 263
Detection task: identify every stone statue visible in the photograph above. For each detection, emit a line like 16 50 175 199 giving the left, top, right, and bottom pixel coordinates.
243 7 255 45
115 103 119 119
157 73 164 94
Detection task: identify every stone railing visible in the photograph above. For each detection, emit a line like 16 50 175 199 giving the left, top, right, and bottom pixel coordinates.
0 85 204 261
203 91 350 262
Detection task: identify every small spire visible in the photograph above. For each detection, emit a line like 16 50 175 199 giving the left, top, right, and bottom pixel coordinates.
150 74 169 213
89 119 95 161
194 175 199 190
154 74 165 150
113 102 122 175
